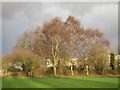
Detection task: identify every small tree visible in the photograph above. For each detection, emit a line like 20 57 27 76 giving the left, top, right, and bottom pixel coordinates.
88 41 110 75
110 52 115 70
3 50 41 77
2 54 14 75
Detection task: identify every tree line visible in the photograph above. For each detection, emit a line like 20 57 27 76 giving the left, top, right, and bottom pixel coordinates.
2 16 119 77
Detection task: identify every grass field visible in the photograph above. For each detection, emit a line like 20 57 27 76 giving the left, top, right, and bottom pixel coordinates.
2 76 119 88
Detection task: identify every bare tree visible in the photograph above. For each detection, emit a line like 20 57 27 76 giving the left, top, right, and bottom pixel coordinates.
78 29 110 75
34 16 110 76
13 16 110 76
14 31 35 50
34 17 67 76
64 16 84 76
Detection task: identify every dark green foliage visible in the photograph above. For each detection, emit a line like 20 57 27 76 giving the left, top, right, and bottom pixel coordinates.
110 53 115 70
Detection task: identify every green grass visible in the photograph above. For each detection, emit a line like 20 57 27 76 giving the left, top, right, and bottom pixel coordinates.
2 76 119 88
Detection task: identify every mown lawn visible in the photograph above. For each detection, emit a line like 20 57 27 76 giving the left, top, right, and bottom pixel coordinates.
2 76 119 88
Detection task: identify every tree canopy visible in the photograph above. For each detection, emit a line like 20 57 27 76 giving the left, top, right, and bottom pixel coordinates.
3 16 112 76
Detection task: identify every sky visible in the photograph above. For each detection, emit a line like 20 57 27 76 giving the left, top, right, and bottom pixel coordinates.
1 2 118 55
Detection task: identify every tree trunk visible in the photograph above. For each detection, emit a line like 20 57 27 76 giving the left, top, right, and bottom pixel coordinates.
27 72 29 77
5 70 8 76
70 65 74 76
69 39 74 76
69 61 74 76
86 65 89 76
53 66 57 76
5 70 8 74
85 57 89 76
53 58 57 76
